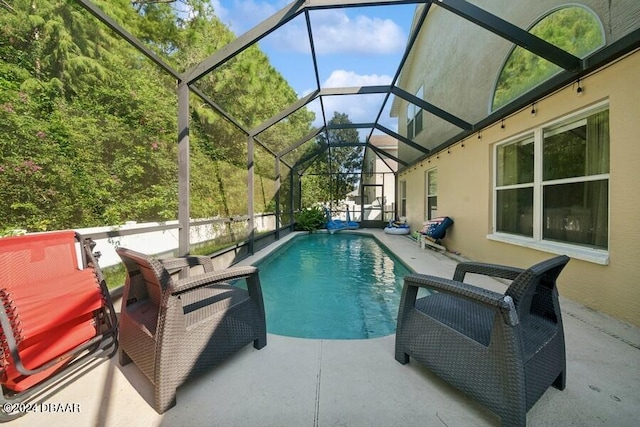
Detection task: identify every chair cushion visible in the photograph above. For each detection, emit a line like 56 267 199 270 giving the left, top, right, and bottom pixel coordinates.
125 299 159 336
181 284 251 327
415 293 496 347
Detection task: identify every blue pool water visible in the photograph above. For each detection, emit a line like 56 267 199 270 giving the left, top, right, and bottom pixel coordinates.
254 233 412 339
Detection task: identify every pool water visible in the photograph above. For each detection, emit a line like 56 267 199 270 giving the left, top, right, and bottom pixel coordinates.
254 233 412 339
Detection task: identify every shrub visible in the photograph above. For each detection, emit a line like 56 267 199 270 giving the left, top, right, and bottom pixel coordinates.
294 206 326 232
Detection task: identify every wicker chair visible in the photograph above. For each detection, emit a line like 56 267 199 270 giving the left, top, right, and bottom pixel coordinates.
116 248 267 413
395 255 570 427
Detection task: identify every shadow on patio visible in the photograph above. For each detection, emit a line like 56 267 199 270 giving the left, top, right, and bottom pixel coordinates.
7 230 640 427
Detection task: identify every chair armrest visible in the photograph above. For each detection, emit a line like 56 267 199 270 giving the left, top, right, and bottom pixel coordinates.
159 255 214 274
452 261 525 282
170 266 260 295
402 273 518 326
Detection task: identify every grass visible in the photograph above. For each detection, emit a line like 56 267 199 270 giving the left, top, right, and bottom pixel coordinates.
102 264 127 290
190 240 235 256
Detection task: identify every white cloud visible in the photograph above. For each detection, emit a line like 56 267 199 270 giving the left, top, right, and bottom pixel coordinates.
323 70 392 88
214 3 406 55
208 1 230 26
207 3 404 138
211 0 281 35
269 9 406 55
314 10 406 55
306 70 396 139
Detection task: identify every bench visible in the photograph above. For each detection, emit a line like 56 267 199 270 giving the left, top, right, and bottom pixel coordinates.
0 231 118 421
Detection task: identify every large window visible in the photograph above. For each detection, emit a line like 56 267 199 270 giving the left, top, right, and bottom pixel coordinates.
492 6 604 111
494 105 609 250
425 168 438 221
406 85 423 139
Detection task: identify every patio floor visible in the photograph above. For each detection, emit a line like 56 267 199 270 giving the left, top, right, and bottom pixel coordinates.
9 230 640 426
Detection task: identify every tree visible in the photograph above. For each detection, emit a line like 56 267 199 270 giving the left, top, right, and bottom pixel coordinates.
493 7 603 110
0 0 314 231
302 112 363 207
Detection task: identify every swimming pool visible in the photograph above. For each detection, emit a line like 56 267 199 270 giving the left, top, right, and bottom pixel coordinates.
254 233 412 339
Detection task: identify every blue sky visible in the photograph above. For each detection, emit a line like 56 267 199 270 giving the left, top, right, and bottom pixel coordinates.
208 0 417 135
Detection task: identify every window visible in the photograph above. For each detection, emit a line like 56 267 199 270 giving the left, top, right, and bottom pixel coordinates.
425 168 438 220
495 136 535 236
494 105 609 251
492 6 604 111
399 180 407 217
406 85 424 139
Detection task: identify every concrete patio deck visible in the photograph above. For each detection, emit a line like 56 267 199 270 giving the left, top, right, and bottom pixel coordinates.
9 230 640 426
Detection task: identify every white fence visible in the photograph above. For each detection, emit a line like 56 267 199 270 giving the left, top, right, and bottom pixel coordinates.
76 215 277 268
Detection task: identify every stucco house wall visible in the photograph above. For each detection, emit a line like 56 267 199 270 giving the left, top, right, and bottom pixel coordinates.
393 0 640 158
394 1 640 326
362 136 397 220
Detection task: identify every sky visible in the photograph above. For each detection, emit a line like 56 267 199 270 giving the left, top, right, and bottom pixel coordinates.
207 0 417 137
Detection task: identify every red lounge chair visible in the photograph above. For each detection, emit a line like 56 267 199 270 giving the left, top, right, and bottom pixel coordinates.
0 231 118 421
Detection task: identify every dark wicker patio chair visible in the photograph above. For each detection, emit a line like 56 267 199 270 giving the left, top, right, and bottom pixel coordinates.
395 255 570 427
116 248 267 413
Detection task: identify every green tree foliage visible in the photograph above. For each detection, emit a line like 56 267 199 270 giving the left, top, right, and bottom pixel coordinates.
493 7 604 110
160 0 313 218
302 112 363 206
0 0 313 231
294 206 325 232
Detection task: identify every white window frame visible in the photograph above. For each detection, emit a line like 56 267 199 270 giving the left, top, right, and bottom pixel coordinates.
399 180 407 217
425 168 437 221
488 101 610 265
406 85 424 139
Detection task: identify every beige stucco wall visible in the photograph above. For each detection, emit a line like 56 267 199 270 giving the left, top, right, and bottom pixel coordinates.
393 0 640 162
399 50 640 326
